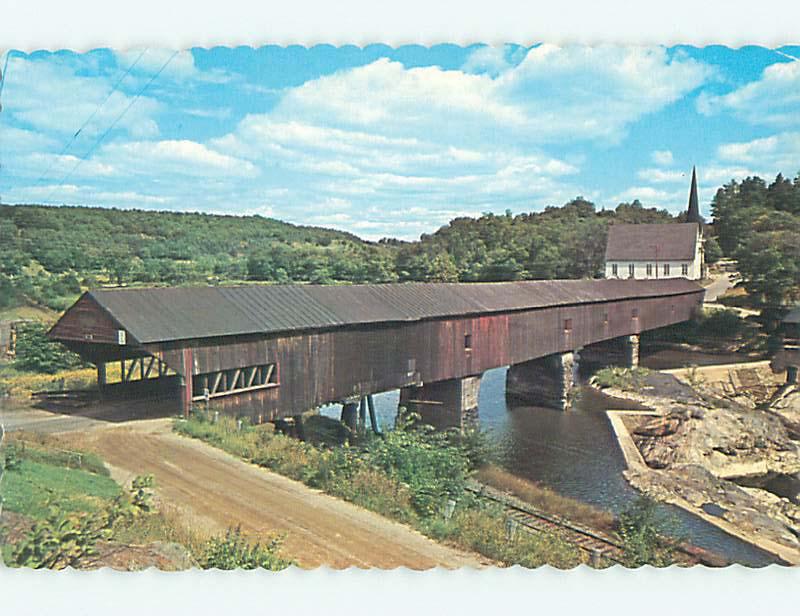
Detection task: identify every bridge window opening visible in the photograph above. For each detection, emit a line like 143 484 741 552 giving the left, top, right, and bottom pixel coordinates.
107 356 174 384
663 263 670 276
193 362 278 402
646 263 653 276
563 318 573 332
631 308 639 319
628 264 635 278
681 263 689 276
464 334 472 350
611 264 618 277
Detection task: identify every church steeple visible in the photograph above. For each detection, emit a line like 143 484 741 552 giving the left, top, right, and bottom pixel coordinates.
686 166 704 224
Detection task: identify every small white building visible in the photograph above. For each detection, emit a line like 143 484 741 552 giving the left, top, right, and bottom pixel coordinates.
604 222 704 280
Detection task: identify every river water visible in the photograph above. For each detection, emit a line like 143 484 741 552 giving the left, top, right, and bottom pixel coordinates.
321 358 779 566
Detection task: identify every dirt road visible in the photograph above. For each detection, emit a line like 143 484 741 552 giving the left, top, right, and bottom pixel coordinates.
73 420 484 569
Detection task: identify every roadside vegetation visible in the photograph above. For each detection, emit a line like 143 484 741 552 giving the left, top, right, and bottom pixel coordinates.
475 464 617 533
176 410 604 568
0 433 292 570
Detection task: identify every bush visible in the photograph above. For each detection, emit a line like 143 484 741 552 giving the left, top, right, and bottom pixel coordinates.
9 506 114 569
618 496 676 567
14 322 86 374
201 526 292 570
593 367 651 391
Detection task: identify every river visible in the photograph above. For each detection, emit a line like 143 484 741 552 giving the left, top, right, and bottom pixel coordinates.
321 358 779 566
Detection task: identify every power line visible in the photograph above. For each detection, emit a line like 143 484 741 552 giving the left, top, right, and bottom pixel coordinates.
33 48 149 186
44 50 179 204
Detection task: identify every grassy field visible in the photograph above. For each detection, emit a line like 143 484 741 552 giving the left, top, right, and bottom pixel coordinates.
0 364 98 397
1 437 120 520
1 458 121 519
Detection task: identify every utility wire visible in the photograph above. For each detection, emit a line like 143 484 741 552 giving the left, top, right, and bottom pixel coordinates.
33 48 149 186
44 49 179 204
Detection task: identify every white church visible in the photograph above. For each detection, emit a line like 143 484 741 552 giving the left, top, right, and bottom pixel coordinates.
604 168 705 281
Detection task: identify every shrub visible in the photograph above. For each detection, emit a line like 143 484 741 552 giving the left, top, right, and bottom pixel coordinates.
201 526 292 570
618 496 676 567
10 506 113 569
593 367 651 391
14 322 86 374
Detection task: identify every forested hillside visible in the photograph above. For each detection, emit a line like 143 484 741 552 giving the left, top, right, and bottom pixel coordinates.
0 189 742 316
0 198 681 314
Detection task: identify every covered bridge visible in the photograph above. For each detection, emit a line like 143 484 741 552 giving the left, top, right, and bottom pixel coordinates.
49 278 704 426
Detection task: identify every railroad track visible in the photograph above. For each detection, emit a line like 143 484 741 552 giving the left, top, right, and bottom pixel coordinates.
466 481 729 566
465 481 626 564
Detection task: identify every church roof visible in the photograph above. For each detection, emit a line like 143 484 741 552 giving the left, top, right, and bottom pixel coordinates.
605 222 700 262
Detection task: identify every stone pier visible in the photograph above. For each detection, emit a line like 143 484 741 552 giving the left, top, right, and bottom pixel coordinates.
506 351 576 411
399 375 482 431
580 334 640 369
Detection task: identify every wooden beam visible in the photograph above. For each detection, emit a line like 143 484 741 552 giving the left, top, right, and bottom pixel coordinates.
230 368 242 392
211 371 223 395
143 356 155 379
247 366 258 388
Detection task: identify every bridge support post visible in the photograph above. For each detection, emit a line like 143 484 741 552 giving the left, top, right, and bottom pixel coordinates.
506 352 576 411
580 334 640 370
341 401 359 431
399 374 481 431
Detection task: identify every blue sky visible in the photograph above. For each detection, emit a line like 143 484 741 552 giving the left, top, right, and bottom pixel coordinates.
1 44 799 240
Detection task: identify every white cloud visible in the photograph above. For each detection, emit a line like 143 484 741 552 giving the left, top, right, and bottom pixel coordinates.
462 45 515 76
115 49 231 85
270 46 711 145
97 140 258 178
716 132 800 177
698 59 800 126
651 149 674 165
2 56 160 138
637 168 687 183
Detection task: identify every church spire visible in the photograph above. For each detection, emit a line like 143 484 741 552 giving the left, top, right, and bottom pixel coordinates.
687 166 704 224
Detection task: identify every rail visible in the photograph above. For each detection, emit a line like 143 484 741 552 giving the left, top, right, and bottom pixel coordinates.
466 480 728 567
465 480 626 564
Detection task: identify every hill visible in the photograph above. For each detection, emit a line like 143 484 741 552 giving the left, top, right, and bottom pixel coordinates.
0 198 677 313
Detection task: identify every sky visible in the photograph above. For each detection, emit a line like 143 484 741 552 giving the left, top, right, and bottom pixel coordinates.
1 44 799 240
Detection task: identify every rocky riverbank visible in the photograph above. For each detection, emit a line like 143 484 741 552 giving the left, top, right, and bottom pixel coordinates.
593 370 800 564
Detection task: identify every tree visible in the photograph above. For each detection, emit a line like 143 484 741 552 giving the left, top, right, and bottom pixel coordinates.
14 322 85 374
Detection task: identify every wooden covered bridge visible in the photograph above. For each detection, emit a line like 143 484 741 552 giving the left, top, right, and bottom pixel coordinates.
49 279 704 428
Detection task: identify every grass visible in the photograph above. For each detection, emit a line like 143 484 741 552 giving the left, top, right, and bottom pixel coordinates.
1 459 122 519
0 364 97 397
174 412 585 568
475 464 617 534
593 367 652 391
111 505 206 559
424 505 582 569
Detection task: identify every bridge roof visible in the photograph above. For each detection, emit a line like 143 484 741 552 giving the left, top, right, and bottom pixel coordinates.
74 278 702 345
